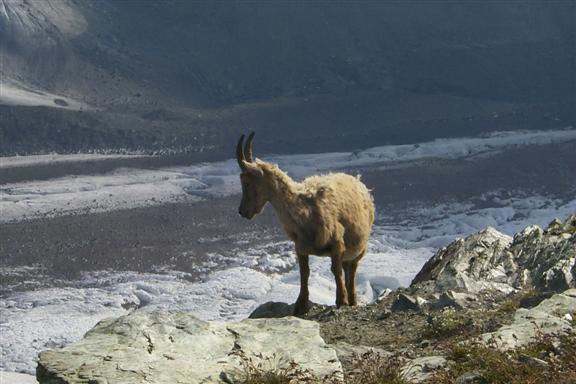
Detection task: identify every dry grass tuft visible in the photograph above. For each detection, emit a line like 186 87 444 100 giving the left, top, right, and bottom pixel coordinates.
422 308 475 340
433 333 576 384
232 349 338 384
345 351 408 384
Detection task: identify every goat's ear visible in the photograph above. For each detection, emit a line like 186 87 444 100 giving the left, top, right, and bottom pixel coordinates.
242 160 264 177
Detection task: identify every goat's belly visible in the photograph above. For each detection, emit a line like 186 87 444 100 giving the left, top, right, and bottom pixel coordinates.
301 245 364 260
343 246 364 261
302 245 332 257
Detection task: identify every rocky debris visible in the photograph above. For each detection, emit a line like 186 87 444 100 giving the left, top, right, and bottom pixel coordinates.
454 371 484 384
518 353 549 368
37 311 343 384
330 342 390 369
432 291 478 310
392 293 427 312
400 355 447 383
412 214 576 294
477 288 576 350
377 288 393 302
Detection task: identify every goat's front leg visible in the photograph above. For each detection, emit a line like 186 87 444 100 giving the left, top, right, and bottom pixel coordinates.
331 253 349 308
294 254 310 315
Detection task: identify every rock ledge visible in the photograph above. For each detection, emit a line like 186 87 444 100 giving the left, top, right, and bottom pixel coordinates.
38 311 342 384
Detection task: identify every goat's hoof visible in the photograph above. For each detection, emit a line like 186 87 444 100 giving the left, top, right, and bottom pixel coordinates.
293 301 310 316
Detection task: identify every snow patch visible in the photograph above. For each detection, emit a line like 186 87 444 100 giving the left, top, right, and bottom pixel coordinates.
0 153 149 169
0 83 90 111
2 129 575 223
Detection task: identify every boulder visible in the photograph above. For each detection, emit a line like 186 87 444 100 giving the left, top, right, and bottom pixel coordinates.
391 293 422 311
477 288 576 350
37 311 343 384
248 301 295 318
412 215 576 294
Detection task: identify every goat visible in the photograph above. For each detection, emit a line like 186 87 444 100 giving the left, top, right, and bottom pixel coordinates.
236 133 375 315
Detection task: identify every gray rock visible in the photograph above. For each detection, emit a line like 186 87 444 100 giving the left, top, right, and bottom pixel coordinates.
419 340 431 348
509 215 576 291
412 227 514 293
248 301 295 318
433 291 478 310
392 293 421 311
330 342 390 368
415 296 429 308
455 371 484 384
37 311 343 384
377 288 393 302
518 353 548 367
478 288 576 350
401 355 446 383
412 214 576 294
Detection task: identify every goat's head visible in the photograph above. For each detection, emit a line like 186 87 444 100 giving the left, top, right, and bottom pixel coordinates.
236 132 268 219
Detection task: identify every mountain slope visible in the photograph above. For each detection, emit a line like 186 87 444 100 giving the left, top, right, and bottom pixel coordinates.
1 0 574 156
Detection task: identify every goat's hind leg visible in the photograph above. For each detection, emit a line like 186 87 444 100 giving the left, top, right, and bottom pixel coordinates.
343 260 358 306
331 253 349 308
294 254 310 315
344 250 365 306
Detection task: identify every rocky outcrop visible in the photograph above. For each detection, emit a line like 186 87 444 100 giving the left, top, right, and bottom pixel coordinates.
412 214 576 294
477 288 576 350
37 311 342 384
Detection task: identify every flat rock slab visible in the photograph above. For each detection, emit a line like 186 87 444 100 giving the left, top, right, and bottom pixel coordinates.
478 288 576 350
37 311 343 384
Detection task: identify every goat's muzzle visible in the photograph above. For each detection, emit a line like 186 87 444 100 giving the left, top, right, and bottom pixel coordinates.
238 206 253 219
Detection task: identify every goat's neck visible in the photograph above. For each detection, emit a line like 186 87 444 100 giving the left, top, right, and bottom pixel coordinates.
267 171 305 227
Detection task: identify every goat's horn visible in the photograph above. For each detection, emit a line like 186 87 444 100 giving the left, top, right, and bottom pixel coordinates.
245 131 255 162
236 134 247 170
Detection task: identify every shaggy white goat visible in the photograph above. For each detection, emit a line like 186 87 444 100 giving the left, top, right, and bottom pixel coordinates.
236 133 375 314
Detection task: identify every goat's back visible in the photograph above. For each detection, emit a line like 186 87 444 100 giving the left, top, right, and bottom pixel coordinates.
301 173 375 259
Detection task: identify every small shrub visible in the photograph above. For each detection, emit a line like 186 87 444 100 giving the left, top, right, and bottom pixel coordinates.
346 351 408 384
232 349 338 384
422 308 474 339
